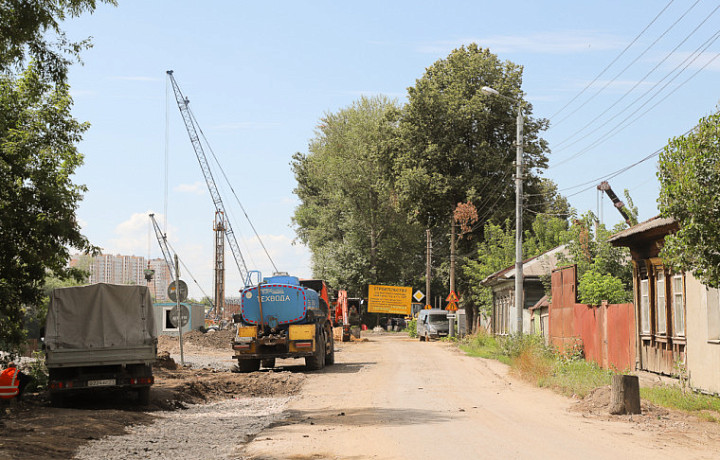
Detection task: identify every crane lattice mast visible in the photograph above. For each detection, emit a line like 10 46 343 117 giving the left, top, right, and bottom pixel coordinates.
166 70 250 286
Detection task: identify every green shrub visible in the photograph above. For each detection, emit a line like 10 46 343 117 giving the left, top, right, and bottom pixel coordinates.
578 269 629 305
24 351 48 392
405 318 417 338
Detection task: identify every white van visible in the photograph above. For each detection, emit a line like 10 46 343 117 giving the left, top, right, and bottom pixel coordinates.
416 309 449 341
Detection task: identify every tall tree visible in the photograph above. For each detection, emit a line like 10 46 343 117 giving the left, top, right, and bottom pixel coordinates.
0 66 97 350
0 1 111 351
1 0 115 82
293 96 425 295
393 44 549 229
658 111 720 288
393 44 550 327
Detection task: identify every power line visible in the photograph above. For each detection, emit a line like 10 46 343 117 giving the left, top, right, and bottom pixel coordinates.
549 0 676 121
552 0 701 128
552 4 720 157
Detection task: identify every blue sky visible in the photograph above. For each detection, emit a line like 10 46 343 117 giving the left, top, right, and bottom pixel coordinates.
61 1 720 298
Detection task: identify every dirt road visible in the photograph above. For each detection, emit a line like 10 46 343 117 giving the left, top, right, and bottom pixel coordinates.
243 334 720 460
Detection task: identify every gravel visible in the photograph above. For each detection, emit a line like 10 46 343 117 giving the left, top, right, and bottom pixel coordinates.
72 396 289 460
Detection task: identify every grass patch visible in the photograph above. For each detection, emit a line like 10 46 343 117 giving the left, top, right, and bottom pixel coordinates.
540 359 614 398
458 331 510 364
458 332 614 398
641 386 720 420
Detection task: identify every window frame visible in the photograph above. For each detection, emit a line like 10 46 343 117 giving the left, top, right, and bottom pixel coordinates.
671 273 685 338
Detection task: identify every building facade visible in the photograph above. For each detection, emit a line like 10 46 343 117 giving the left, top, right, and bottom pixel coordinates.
70 254 172 302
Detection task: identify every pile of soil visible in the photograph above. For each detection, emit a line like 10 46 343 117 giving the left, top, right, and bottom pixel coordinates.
0 366 305 460
157 328 235 354
571 385 668 418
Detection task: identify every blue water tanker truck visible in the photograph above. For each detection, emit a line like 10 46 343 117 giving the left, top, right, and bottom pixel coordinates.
232 274 335 372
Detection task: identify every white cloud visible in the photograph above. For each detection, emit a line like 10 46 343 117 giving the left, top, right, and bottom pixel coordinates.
173 182 206 195
417 32 625 55
666 51 720 73
105 211 178 257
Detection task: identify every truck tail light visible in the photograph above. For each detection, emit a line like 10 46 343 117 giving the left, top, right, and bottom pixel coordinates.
294 341 313 349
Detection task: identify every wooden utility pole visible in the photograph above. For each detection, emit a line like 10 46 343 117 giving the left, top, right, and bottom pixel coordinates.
450 219 456 295
426 229 432 308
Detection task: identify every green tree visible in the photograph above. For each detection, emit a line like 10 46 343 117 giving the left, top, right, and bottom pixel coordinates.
0 66 97 351
393 44 550 229
658 111 720 288
1 0 116 82
293 96 425 295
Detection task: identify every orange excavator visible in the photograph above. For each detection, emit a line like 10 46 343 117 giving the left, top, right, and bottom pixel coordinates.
333 290 363 342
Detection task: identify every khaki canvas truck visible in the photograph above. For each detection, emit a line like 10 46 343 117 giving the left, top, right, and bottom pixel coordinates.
43 283 157 406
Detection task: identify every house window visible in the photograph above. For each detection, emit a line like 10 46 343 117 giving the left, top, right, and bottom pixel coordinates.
671 274 685 337
707 287 720 342
655 270 666 334
640 279 650 334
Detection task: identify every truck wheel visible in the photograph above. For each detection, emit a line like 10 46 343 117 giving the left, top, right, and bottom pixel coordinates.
261 358 276 368
325 331 335 366
236 359 261 373
50 392 65 408
137 387 150 406
305 332 326 371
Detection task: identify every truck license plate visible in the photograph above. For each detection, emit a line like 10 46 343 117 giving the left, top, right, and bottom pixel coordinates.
87 379 116 387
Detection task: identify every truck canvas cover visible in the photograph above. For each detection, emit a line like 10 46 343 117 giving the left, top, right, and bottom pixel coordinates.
45 283 156 351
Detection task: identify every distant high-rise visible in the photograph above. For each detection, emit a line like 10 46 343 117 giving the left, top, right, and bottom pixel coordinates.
70 254 172 301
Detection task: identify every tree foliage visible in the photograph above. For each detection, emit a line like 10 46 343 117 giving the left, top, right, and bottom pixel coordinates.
0 66 97 350
577 270 629 305
292 96 425 295
658 111 720 288
0 0 115 82
393 44 549 229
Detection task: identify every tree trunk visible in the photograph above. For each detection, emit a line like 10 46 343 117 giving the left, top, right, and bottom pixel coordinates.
609 375 641 415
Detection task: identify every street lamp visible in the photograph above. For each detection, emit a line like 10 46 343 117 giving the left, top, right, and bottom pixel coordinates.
481 86 525 335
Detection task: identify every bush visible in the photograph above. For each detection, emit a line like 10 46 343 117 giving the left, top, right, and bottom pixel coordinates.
24 351 48 392
577 269 629 305
405 318 417 338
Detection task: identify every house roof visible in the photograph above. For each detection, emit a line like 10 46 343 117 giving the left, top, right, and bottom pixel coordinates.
607 216 678 247
529 295 549 312
481 245 568 286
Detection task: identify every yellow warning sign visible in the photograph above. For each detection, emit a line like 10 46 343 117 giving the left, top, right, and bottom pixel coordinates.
446 302 458 311
446 291 459 303
368 285 412 315
424 304 432 310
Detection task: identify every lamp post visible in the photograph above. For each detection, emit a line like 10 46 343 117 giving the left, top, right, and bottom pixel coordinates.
481 86 524 335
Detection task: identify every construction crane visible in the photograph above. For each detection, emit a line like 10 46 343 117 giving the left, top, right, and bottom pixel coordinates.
597 181 635 226
149 213 176 281
166 70 250 286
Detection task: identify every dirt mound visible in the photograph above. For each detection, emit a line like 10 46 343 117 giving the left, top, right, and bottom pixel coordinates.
152 367 305 408
154 351 177 370
571 385 669 418
157 328 235 354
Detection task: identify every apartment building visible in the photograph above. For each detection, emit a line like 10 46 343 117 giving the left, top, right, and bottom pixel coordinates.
70 254 172 301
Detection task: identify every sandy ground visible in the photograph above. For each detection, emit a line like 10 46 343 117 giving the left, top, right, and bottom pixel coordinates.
3 331 720 459
242 334 720 460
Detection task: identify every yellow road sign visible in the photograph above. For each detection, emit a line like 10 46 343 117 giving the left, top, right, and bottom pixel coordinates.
368 285 412 315
446 291 459 303
446 302 458 311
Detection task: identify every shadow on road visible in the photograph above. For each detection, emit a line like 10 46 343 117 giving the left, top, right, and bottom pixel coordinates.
278 406 453 427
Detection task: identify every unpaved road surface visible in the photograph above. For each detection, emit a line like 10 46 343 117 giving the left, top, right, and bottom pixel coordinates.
3 331 720 459
243 334 720 460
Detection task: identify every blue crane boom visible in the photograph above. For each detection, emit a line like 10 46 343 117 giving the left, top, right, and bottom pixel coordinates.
166 70 250 286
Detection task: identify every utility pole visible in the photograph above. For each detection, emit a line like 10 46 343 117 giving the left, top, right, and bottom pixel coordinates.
175 254 184 366
481 86 525 335
514 106 524 335
426 229 432 309
449 219 456 295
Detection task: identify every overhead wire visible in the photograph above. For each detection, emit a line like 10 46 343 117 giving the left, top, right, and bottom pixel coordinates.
551 4 720 158
552 0 701 128
549 0 676 122
187 106 279 273
552 30 720 169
